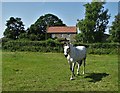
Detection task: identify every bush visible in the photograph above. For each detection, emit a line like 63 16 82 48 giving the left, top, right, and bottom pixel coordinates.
2 39 119 54
2 39 63 52
87 43 119 54
73 42 119 54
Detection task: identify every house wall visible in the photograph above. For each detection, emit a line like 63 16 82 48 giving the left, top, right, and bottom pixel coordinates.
51 33 76 41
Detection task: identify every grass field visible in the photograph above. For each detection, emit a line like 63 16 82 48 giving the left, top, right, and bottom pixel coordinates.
2 52 118 91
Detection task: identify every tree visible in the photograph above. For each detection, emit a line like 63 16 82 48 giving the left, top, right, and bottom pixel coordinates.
109 14 120 43
77 2 110 43
4 17 25 40
28 13 66 40
75 33 84 43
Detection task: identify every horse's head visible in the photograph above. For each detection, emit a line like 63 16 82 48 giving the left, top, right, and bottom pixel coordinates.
63 43 70 57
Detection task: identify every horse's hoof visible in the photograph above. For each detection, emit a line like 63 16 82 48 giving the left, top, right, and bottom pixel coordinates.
70 77 74 80
77 73 80 76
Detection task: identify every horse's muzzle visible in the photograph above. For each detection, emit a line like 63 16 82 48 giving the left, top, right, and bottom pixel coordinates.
64 55 68 57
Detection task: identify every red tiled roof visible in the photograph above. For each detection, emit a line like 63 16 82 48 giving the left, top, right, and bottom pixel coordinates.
47 26 76 33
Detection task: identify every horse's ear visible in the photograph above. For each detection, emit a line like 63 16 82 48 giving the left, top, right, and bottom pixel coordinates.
63 42 67 46
67 41 71 46
63 41 71 46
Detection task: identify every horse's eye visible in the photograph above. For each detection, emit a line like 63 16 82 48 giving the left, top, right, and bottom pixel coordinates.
67 48 70 52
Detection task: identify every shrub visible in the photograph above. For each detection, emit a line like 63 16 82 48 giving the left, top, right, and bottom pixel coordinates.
2 39 63 52
2 40 119 54
87 43 119 54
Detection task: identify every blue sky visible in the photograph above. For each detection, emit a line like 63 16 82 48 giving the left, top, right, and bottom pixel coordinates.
1 2 119 38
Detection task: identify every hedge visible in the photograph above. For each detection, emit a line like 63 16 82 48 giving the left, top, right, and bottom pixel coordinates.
73 42 119 54
2 39 120 54
2 39 63 52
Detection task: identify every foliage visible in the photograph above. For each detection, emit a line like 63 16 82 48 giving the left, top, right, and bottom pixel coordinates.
87 43 119 54
18 33 28 40
109 14 120 43
73 42 119 54
2 52 118 91
77 2 110 43
3 14 66 41
2 39 119 54
2 39 63 52
3 17 25 40
28 13 66 40
74 33 84 43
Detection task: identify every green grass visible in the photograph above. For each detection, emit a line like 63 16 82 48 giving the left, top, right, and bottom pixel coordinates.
2 52 118 91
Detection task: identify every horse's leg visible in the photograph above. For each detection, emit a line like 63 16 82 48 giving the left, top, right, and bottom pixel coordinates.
83 58 86 75
69 62 73 80
77 60 82 75
72 62 76 76
70 62 76 80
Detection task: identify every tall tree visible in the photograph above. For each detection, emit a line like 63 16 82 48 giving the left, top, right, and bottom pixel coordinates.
4 17 25 40
28 13 66 40
77 2 110 43
109 14 120 43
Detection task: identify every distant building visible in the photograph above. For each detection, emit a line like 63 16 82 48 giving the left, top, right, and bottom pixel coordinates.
47 26 77 41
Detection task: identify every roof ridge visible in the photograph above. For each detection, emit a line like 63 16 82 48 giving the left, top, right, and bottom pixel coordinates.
47 26 77 33
49 26 76 27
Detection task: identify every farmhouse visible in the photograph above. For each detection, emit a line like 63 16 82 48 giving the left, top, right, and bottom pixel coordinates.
47 26 77 41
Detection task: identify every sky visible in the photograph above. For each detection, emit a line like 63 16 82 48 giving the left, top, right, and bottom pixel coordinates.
0 1 119 38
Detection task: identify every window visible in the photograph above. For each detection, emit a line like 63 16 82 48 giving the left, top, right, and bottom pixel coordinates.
68 34 71 37
52 34 55 38
61 34 64 38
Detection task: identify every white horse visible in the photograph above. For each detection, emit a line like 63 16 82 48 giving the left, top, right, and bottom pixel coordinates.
64 43 87 80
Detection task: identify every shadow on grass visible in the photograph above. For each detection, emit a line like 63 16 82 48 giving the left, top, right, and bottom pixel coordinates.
84 73 109 83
